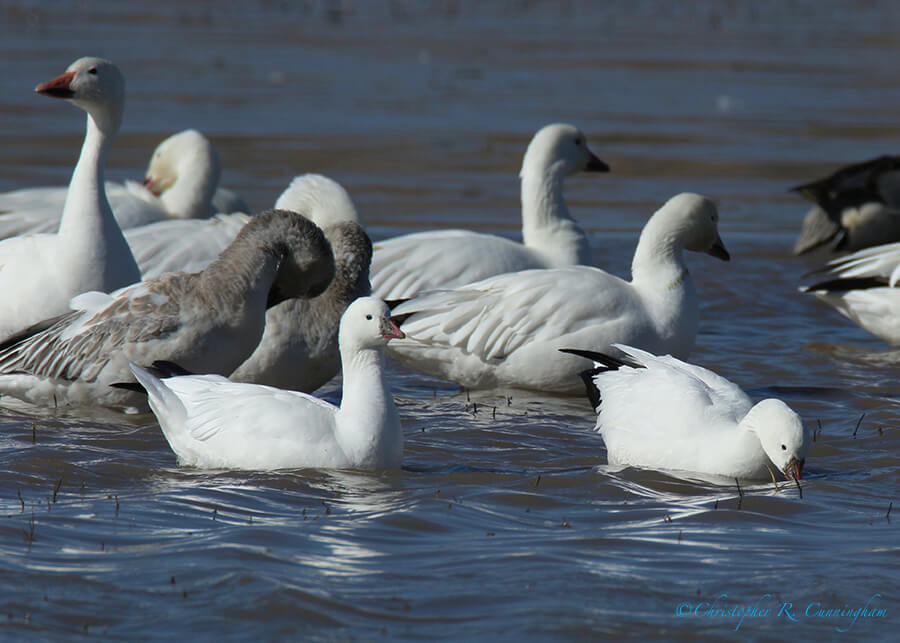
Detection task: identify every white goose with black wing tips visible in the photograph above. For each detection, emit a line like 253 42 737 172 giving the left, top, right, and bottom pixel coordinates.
370 123 609 300
0 57 141 342
0 210 334 410
801 241 900 345
387 193 729 395
560 344 809 482
0 129 243 239
130 297 405 471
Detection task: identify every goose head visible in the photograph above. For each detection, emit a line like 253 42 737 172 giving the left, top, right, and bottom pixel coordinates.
323 222 373 301
274 174 362 228
35 57 125 135
339 297 405 354
245 209 334 307
652 193 730 260
142 129 222 219
742 398 809 481
519 123 609 180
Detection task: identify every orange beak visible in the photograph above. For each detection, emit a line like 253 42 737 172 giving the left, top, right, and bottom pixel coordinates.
35 71 76 99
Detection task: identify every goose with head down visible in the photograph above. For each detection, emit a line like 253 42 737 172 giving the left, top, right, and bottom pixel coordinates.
0 210 334 410
561 344 809 482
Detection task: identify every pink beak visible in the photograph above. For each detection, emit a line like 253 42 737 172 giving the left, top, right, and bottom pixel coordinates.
35 71 76 98
382 319 405 340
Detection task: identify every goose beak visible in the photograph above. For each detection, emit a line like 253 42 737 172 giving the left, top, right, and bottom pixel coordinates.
382 319 405 340
707 233 730 261
142 176 161 194
585 153 610 173
35 71 76 99
783 457 803 481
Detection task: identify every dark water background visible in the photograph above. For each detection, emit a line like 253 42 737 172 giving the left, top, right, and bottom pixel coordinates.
0 1 896 639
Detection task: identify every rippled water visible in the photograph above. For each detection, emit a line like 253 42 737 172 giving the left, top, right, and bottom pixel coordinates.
0 1 897 639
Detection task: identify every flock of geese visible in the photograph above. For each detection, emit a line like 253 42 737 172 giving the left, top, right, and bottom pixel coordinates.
1 56 896 482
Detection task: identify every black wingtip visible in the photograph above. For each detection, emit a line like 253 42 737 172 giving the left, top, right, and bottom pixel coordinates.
384 298 409 311
109 360 195 396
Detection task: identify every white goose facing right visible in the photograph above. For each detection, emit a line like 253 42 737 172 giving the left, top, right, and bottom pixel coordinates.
131 297 404 471
563 344 809 482
0 57 141 342
370 123 609 300
388 193 729 394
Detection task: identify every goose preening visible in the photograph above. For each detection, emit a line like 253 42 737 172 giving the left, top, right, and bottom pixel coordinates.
130 297 404 470
792 155 900 255
0 129 245 239
0 210 334 410
0 57 141 342
388 193 729 394
370 123 609 300
230 221 373 391
561 344 809 482
126 173 355 278
801 241 900 345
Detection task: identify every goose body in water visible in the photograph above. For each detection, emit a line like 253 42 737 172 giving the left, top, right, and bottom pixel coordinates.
0 210 334 410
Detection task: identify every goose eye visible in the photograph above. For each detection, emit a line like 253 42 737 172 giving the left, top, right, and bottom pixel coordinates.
574 138 583 146
88 67 98 75
781 444 787 450
365 314 373 320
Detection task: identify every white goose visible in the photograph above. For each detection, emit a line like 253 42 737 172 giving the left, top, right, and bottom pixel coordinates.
0 58 140 339
801 241 900 345
0 210 334 410
370 123 609 300
126 173 353 278
0 129 242 239
792 155 900 255
0 57 142 342
561 344 809 481
130 297 404 471
388 193 729 394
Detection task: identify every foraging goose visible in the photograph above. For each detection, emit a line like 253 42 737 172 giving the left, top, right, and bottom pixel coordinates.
0 210 334 410
230 221 373 391
0 129 243 239
127 173 355 278
0 57 141 342
561 344 808 481
388 193 729 394
370 123 609 300
801 241 900 345
130 297 404 470
792 155 900 254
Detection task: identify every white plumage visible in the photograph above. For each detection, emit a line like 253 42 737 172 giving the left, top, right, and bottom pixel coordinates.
565 344 809 482
370 123 608 299
388 193 729 394
131 297 405 470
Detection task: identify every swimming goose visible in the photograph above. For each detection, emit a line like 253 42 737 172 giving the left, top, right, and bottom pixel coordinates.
388 193 729 394
0 129 243 239
370 123 609 300
230 221 373 391
561 344 809 481
0 57 141 342
0 210 334 410
127 173 355 278
792 155 900 254
801 241 900 345
130 297 404 470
